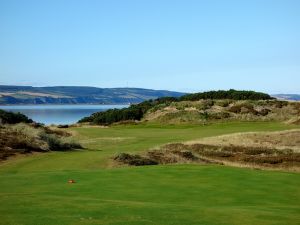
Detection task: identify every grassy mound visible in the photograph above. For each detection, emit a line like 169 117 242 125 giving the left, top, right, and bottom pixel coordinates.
0 123 82 160
144 99 300 124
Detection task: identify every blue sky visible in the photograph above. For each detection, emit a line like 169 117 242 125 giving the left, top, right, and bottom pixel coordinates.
0 0 299 93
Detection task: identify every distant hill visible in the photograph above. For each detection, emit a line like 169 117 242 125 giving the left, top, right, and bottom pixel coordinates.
272 94 300 101
0 85 185 105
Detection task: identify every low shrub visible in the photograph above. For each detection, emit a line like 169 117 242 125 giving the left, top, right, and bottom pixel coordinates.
209 112 231 120
0 123 82 160
273 101 289 108
203 151 233 158
258 108 271 116
39 133 81 151
243 156 284 164
215 100 233 107
57 124 69 128
228 103 258 115
114 153 158 166
171 150 197 160
196 100 214 110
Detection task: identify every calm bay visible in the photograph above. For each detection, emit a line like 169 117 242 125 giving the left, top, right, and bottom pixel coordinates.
0 104 127 125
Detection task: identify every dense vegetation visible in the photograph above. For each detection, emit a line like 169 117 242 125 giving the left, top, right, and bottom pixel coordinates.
79 97 178 124
0 109 33 124
79 90 274 125
179 89 274 101
0 110 81 160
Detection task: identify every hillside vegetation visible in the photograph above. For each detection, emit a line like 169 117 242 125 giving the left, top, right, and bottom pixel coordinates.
144 99 300 124
0 110 82 160
79 96 177 124
0 123 82 161
79 90 299 125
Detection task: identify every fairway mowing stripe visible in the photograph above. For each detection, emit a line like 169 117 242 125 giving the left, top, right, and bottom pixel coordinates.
27 195 287 210
1 193 294 213
26 194 204 208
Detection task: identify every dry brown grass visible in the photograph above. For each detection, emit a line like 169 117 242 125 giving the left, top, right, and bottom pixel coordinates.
143 100 300 124
0 123 82 161
186 129 300 152
115 129 300 172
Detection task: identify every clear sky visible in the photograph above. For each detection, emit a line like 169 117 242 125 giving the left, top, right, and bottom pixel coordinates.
0 0 299 93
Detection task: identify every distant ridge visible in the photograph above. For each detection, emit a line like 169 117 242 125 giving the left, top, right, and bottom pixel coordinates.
0 85 185 105
272 94 300 101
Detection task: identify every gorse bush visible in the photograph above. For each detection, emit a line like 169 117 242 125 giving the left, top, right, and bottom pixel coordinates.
0 109 33 124
79 97 176 124
180 89 274 101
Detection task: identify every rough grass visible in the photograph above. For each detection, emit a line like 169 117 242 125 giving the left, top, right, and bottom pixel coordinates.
187 129 300 152
144 99 300 124
137 129 300 171
0 122 299 225
0 123 82 160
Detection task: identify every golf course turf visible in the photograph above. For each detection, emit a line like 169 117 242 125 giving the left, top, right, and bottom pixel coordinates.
0 122 299 225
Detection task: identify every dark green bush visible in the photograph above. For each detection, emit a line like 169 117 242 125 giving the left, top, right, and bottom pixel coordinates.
180 89 273 101
0 109 33 124
258 108 271 116
209 112 231 119
273 101 289 108
228 103 258 115
114 153 158 166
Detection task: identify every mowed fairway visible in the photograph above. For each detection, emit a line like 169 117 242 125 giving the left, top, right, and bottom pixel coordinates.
0 122 300 225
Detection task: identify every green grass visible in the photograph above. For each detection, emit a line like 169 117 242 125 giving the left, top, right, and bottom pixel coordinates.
0 121 299 225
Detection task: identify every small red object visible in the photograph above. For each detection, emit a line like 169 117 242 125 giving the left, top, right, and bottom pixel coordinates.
68 179 76 183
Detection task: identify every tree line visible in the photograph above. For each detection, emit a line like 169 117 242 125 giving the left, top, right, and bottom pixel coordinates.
179 89 273 101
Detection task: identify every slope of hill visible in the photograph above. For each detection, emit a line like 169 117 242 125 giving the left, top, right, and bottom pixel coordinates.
0 85 185 104
144 99 300 124
79 90 280 125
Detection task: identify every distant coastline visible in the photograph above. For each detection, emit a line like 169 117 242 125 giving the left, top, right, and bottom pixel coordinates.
0 85 185 105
